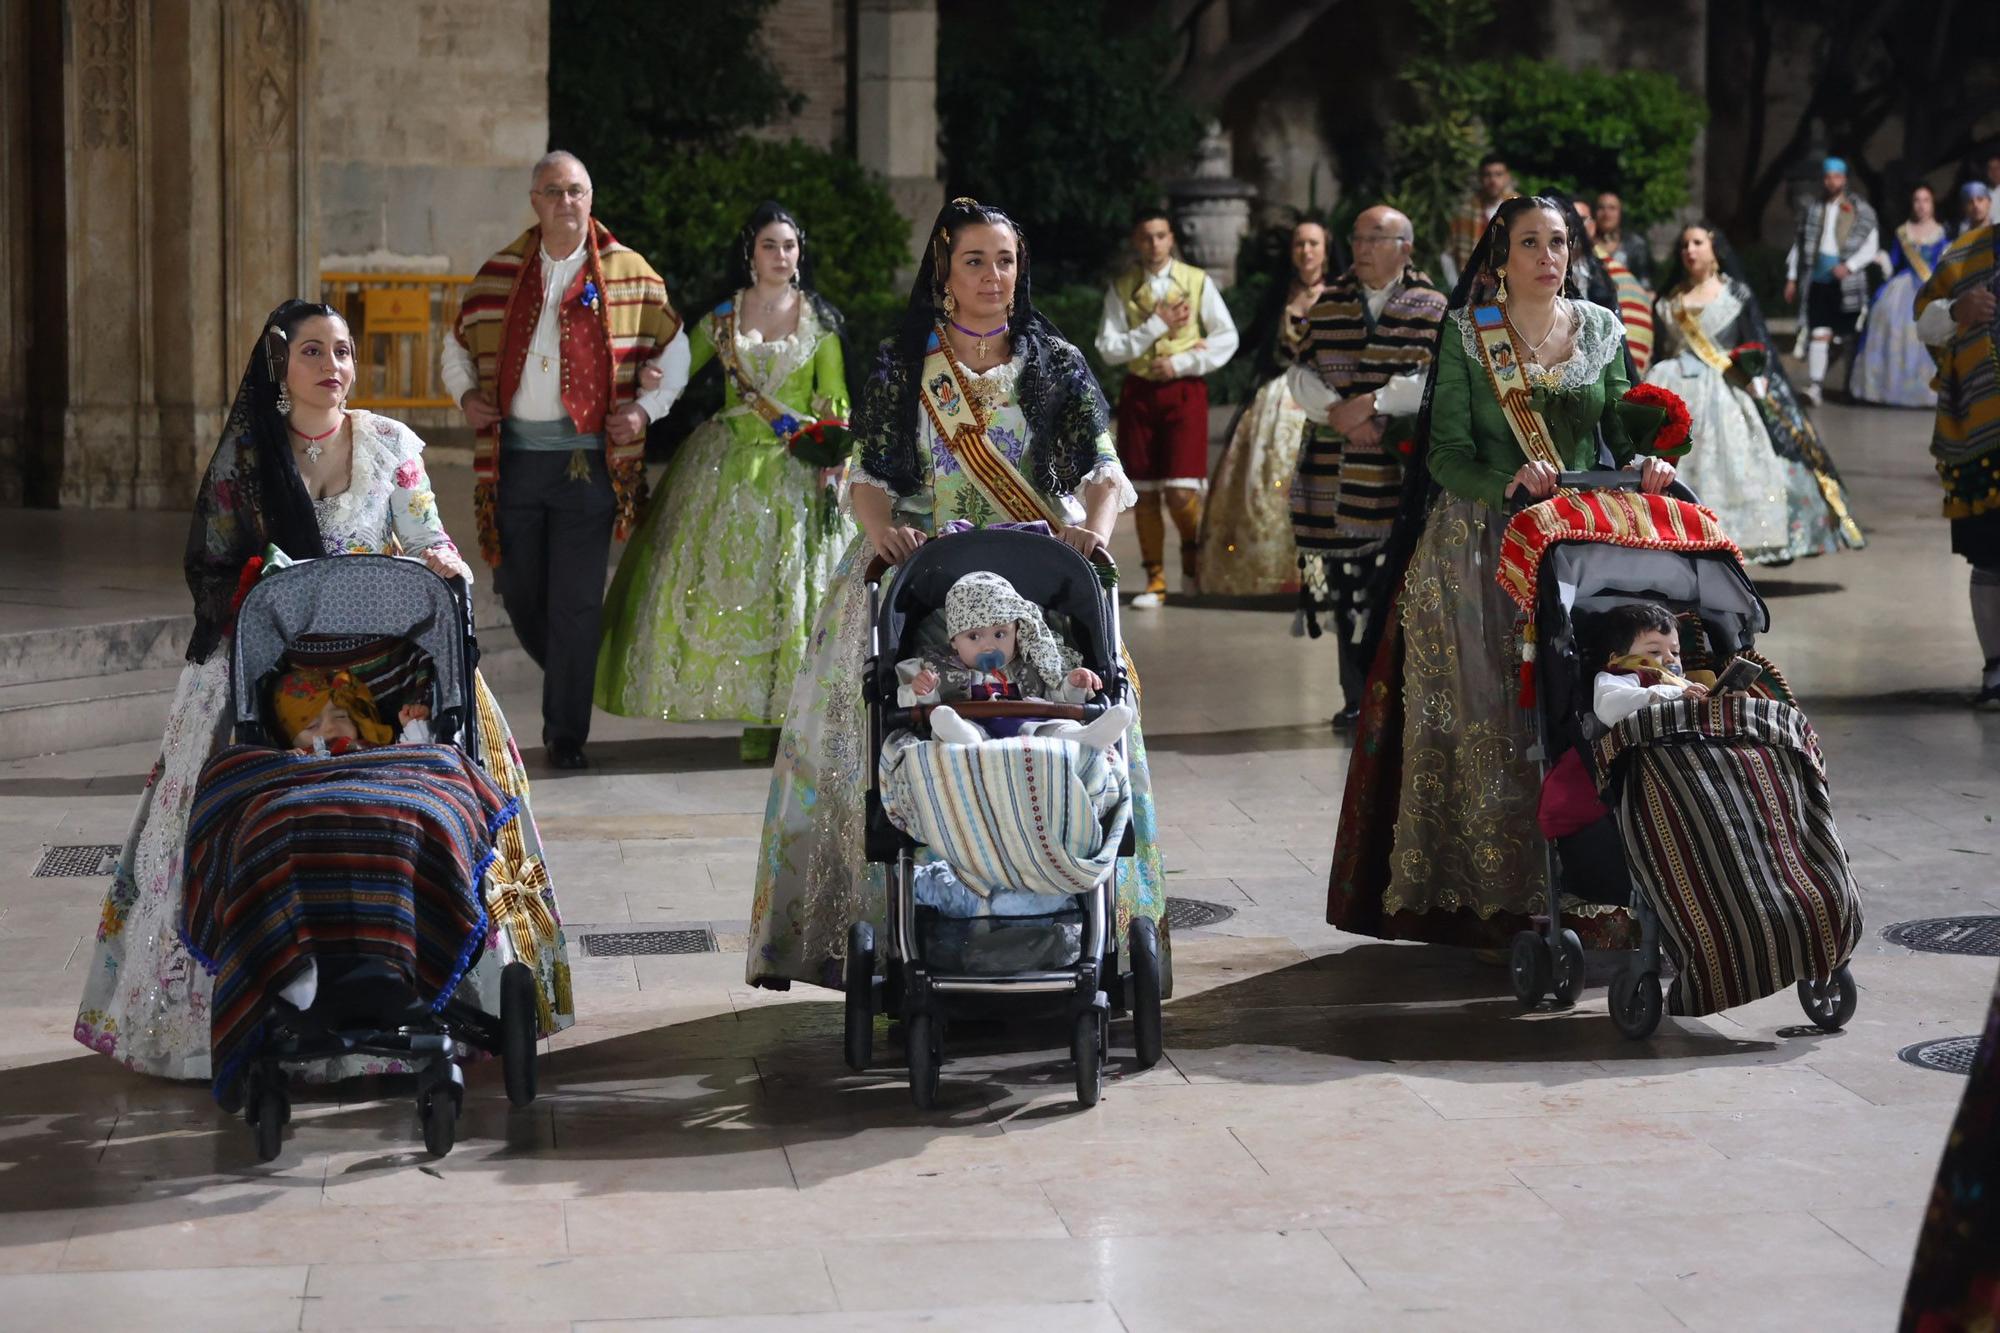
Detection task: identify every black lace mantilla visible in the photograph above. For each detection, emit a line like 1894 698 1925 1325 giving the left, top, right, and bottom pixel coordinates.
853 322 1110 501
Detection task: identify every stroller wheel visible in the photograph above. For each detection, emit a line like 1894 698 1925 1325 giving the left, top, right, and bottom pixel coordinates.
906 1010 941 1110
500 961 539 1108
420 1078 462 1157
1509 930 1551 1006
247 1071 289 1164
1072 1009 1104 1109
845 921 876 1072
1797 963 1858 1032
1610 967 1664 1040
1128 917 1164 1069
1550 929 1587 1007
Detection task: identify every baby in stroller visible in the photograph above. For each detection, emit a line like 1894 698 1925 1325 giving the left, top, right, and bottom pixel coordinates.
273 663 434 752
894 570 1134 750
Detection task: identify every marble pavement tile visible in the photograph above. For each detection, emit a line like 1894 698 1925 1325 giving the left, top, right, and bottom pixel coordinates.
1638 1265 1908 1332
301 1248 837 1327
583 1305 1127 1333
0 1264 310 1331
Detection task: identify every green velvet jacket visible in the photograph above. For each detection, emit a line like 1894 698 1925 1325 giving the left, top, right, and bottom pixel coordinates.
1426 301 1641 511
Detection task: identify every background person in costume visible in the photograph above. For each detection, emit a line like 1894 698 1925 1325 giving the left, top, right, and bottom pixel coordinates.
1284 204 1447 727
443 150 687 771
748 197 1163 992
593 200 852 763
1951 181 1992 239
1195 218 1337 598
1591 190 1653 281
1915 216 2000 707
1445 154 1516 287
1852 183 1950 408
75 300 573 1080
1647 221 1862 562
1581 192 1656 374
1095 208 1239 607
1784 157 1880 406
1325 197 1680 948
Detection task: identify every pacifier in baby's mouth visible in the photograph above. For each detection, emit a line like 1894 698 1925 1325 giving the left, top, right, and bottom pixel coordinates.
973 650 1007 672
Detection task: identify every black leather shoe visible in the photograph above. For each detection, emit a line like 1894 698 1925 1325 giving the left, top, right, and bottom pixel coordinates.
547 739 589 770
1331 704 1362 731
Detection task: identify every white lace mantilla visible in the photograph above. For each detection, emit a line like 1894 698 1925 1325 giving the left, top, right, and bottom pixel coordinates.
1451 299 1623 393
311 411 404 538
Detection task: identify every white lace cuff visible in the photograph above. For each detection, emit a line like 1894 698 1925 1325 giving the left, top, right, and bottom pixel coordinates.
1079 459 1138 512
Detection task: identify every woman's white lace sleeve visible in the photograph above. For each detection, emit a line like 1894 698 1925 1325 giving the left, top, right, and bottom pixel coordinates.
1079 458 1138 512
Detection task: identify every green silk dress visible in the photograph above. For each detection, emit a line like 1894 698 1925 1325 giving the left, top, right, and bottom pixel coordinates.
595 295 854 724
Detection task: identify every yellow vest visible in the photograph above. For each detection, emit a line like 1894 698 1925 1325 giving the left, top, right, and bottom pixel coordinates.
1118 259 1209 379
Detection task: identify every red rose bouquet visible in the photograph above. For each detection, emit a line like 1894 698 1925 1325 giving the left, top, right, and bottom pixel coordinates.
1614 383 1693 461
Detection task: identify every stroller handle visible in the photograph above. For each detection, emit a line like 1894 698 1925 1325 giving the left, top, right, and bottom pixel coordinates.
863 536 1117 586
1507 470 1699 511
911 699 1094 725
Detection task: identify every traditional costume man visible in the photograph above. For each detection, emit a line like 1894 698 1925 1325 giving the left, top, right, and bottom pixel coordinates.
1446 155 1516 287
443 151 687 768
1285 205 1448 725
1915 222 2000 705
1096 211 1239 607
1785 157 1880 405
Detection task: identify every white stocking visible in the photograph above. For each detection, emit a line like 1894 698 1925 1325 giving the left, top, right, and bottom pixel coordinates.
1025 703 1135 752
928 705 986 746
1807 331 1831 387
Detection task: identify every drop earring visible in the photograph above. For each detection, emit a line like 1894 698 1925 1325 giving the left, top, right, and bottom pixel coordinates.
1495 270 1509 305
942 288 957 318
276 383 292 415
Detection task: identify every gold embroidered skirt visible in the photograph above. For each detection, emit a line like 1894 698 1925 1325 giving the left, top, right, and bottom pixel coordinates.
1383 496 1547 919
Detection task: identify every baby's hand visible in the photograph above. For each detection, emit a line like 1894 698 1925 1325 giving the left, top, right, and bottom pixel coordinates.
1683 682 1710 702
639 364 665 390
400 703 431 725
1068 667 1102 692
911 667 939 697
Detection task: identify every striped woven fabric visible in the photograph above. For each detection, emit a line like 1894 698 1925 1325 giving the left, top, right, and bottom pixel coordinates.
878 733 1131 901
1600 251 1656 373
1595 696 1862 1017
1914 224 2000 518
182 744 516 1097
1290 268 1447 554
1496 490 1738 611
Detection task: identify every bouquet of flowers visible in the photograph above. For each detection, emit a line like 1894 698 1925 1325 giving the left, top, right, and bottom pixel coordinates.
781 415 852 469
1613 383 1693 460
1729 342 1769 380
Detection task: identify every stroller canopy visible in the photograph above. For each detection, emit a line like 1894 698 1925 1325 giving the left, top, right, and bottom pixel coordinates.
232 555 470 731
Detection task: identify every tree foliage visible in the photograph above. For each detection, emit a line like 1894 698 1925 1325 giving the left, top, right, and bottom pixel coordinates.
1381 0 1494 274
938 0 1207 288
547 0 803 162
1471 60 1706 226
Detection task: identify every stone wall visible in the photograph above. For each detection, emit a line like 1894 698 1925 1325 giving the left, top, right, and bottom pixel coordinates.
314 0 549 273
760 0 849 151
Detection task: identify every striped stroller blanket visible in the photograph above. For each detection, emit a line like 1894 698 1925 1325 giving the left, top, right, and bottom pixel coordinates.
183 743 517 1095
879 733 1131 902
1595 696 1862 1017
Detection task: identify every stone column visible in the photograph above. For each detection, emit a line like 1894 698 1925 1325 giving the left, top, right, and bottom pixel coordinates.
1169 123 1257 289
854 0 939 273
0 2 32 506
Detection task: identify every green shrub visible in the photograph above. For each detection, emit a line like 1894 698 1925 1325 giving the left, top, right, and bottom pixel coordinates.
1471 59 1706 227
939 1 1206 288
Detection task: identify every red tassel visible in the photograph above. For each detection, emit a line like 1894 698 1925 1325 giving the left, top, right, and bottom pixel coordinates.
1517 658 1536 708
229 556 265 615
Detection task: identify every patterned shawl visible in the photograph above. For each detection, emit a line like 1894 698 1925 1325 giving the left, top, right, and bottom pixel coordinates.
855 320 1108 503
1915 224 2000 516
453 220 680 566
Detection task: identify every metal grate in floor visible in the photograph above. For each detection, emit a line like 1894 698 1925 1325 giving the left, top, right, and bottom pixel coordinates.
1167 897 1238 930
1882 916 2000 957
33 844 120 877
1897 1036 1980 1076
579 929 718 958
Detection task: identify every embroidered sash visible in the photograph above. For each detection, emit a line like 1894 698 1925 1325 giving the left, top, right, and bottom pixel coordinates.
1469 304 1565 470
712 305 804 437
917 330 1061 525
1895 225 1936 286
1670 299 1738 379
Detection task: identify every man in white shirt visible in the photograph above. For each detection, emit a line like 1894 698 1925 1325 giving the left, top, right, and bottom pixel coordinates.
444 150 690 768
1284 205 1448 725
1783 158 1880 406
1095 210 1239 607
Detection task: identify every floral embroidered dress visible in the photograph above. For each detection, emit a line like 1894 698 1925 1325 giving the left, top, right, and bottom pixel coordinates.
595 296 853 723
1197 308 1311 596
1647 281 1856 563
747 332 1164 990
1852 225 1951 409
75 410 574 1080
1331 300 1663 946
